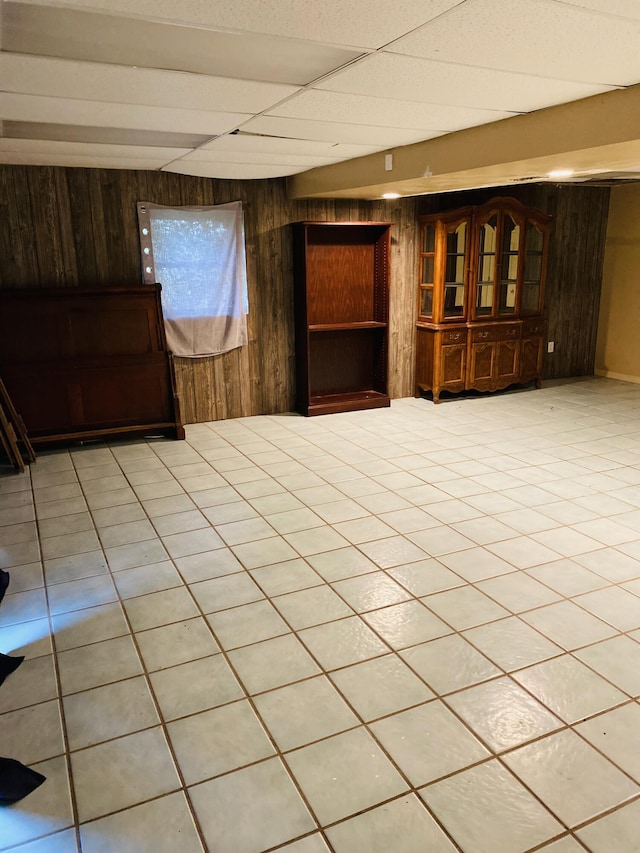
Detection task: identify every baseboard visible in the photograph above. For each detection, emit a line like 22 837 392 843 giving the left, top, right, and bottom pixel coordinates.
594 368 640 385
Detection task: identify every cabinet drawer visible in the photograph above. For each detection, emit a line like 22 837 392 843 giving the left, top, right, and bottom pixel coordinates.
470 326 499 343
440 328 466 344
522 319 545 337
496 324 521 341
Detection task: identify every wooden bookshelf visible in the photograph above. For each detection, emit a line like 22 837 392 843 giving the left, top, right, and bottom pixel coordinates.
292 222 392 416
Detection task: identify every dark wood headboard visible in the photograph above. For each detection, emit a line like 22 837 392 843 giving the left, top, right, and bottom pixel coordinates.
0 284 184 444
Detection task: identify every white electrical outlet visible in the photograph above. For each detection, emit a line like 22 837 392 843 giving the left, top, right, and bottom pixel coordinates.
384 154 393 171
547 341 555 353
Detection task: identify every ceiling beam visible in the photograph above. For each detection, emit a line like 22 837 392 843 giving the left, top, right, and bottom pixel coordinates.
287 84 640 199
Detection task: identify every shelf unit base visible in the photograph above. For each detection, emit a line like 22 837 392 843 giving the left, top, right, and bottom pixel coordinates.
304 390 390 416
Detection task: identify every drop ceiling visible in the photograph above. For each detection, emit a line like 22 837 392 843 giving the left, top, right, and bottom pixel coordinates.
1 0 640 197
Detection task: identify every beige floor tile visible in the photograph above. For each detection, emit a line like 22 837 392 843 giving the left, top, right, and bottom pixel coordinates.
0 654 58 713
57 634 142 694
71 727 181 822
150 654 244 721
189 758 314 852
135 618 219 672
51 602 129 651
0 699 64 764
63 676 159 750
254 675 358 751
421 760 562 853
285 727 408 825
168 699 274 784
79 792 203 853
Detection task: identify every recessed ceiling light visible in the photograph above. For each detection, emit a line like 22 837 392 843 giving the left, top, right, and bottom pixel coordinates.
547 169 575 178
382 192 401 199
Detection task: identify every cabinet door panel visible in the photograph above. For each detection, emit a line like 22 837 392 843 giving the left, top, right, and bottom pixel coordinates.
469 342 495 382
440 344 466 386
521 337 543 380
496 340 519 381
415 328 435 394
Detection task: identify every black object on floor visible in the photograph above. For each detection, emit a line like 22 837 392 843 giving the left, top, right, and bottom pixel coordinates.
0 569 9 605
0 758 46 805
0 652 24 688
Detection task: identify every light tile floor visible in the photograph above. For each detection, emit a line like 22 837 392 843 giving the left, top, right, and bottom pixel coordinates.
1 377 640 852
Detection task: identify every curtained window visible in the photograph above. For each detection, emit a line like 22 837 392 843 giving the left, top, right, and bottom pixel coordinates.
137 201 248 358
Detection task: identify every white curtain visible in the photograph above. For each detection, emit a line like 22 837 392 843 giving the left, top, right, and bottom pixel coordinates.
137 201 248 358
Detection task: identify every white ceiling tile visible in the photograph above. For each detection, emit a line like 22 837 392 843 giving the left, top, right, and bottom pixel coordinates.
320 51 613 113
0 151 169 169
2 121 210 148
240 115 434 147
163 161 309 179
267 88 516 131
558 0 640 21
178 149 340 167
201 133 377 159
389 0 640 86
0 138 191 159
0 93 249 136
3 0 640 187
2 3 362 86
0 53 300 113
14 0 464 49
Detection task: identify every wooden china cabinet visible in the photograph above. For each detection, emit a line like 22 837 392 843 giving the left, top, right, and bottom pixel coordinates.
415 197 551 403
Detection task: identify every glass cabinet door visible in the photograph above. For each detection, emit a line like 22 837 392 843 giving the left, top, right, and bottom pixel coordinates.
443 221 467 319
475 215 497 317
522 222 545 314
498 214 520 315
418 222 435 320
417 200 549 333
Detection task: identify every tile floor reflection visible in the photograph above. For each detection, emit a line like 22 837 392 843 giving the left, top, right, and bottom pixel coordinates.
1 377 640 852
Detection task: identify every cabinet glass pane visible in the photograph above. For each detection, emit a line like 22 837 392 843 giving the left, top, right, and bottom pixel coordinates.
499 282 517 313
525 223 544 284
500 252 519 281
422 224 435 253
446 222 466 258
444 284 465 317
499 216 519 315
525 254 542 281
445 254 465 284
476 216 497 315
476 283 494 315
421 256 434 284
477 254 495 282
477 217 497 282
526 223 544 253
420 287 433 318
522 282 541 314
502 216 520 253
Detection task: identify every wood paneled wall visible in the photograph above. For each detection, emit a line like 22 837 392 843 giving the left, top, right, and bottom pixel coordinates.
0 166 608 422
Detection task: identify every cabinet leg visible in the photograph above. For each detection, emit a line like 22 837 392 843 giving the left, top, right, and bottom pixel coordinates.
535 377 542 390
433 392 440 404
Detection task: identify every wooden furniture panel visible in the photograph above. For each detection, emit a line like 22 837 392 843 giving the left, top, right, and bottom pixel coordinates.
415 197 551 403
293 221 391 416
520 317 546 386
440 343 467 390
0 285 184 443
496 340 520 382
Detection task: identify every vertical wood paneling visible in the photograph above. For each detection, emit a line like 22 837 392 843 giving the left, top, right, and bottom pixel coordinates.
0 166 609 422
26 167 67 285
65 169 98 283
53 168 79 284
